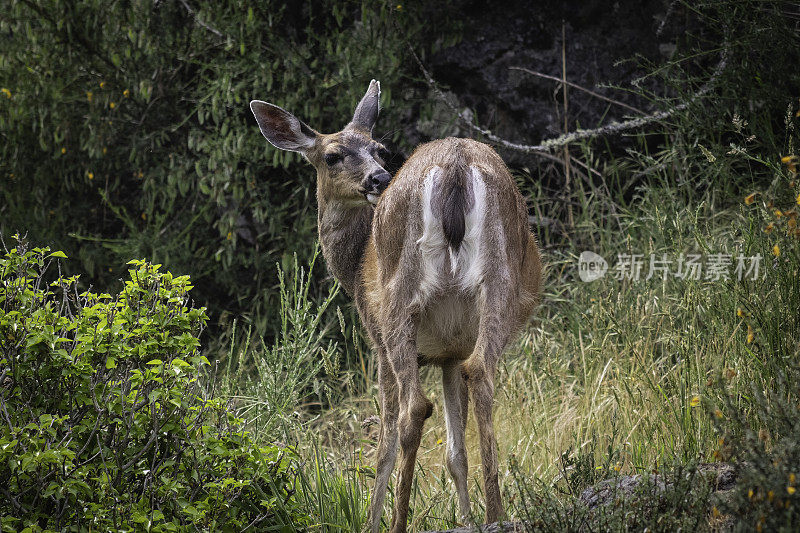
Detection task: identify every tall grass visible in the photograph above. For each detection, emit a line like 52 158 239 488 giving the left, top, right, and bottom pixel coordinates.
216 5 800 528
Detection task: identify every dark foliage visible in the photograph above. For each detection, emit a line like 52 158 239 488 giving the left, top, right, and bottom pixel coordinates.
0 0 460 344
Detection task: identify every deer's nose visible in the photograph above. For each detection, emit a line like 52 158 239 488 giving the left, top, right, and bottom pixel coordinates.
369 170 391 192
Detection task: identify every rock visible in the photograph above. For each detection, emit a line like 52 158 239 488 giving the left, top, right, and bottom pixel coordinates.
420 521 526 533
419 464 738 532
579 462 738 510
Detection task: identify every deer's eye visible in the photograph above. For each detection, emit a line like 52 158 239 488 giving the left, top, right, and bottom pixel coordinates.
376 148 390 162
324 153 343 166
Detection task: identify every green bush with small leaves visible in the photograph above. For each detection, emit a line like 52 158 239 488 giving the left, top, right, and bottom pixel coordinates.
0 235 305 532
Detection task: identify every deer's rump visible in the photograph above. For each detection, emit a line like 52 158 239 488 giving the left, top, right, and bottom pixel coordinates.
367 137 536 362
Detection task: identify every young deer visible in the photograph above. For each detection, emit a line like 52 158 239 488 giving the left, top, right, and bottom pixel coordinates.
250 81 541 533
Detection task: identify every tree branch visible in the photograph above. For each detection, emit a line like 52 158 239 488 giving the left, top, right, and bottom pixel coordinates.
178 0 224 38
509 66 645 115
409 44 729 154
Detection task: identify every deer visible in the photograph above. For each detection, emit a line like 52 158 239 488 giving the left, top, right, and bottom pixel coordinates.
250 80 541 533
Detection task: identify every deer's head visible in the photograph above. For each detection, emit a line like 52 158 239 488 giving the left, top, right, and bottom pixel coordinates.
250 80 392 206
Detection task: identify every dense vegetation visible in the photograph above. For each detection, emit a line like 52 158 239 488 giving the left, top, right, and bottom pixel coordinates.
0 0 458 343
0 240 305 531
2 0 800 531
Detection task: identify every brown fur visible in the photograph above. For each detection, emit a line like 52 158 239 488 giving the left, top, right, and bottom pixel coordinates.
250 82 542 533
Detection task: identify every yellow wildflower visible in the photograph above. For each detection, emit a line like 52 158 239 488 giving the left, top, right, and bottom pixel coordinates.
102 147 107 155
775 209 784 218
744 192 757 205
614 463 621 472
768 490 775 501
736 308 746 318
712 506 720 518
747 324 754 344
123 89 130 98
141 212 146 220
690 395 701 407
764 223 774 234
749 489 754 499
109 102 116 109
396 4 403 10
796 192 800 205
773 244 781 257
100 81 106 89
61 147 66 154
436 438 443 445
783 155 798 173
226 232 232 240
86 91 93 102
1 87 12 98
714 409 724 419
87 172 94 180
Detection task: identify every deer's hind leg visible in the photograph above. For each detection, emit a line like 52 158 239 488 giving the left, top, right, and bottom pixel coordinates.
442 360 471 522
462 277 516 525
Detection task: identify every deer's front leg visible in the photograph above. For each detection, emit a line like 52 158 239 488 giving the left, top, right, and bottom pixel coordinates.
383 313 431 533
366 349 399 533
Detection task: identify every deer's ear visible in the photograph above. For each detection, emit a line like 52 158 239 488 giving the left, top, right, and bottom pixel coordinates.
350 79 380 134
250 100 317 153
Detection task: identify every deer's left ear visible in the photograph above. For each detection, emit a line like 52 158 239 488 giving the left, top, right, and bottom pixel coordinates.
350 79 380 134
250 100 317 153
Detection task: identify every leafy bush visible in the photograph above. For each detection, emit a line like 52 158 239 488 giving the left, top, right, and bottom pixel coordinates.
0 1 460 342
0 235 305 532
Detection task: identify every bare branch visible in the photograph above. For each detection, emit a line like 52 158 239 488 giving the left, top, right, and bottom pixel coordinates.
509 66 645 115
178 0 224 38
409 44 729 154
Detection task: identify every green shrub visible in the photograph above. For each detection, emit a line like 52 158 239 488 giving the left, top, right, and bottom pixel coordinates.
0 235 305 532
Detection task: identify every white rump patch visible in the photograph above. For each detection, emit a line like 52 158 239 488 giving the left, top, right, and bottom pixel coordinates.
414 165 486 306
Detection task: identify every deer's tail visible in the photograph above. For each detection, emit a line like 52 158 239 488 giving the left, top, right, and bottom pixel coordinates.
436 146 474 253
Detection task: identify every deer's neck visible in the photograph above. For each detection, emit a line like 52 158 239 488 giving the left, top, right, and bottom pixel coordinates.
317 197 373 297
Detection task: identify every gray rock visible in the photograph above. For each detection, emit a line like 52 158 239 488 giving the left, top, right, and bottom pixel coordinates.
420 521 526 533
579 463 738 510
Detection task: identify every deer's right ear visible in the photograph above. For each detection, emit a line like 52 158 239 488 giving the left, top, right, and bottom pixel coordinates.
249 100 317 153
